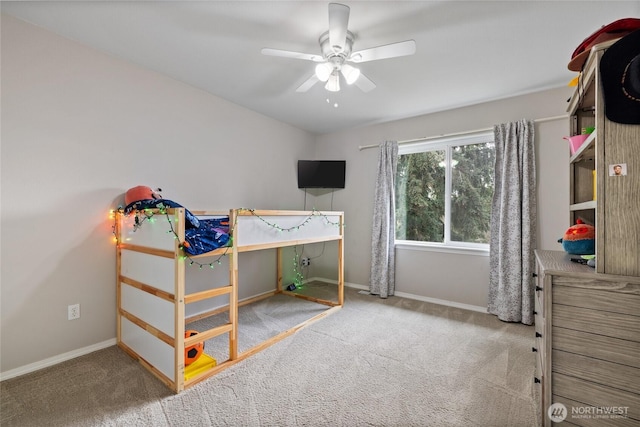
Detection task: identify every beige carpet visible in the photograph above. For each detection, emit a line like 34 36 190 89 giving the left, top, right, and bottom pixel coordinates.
1 284 537 426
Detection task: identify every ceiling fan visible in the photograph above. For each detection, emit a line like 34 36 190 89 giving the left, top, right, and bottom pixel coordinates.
261 3 416 93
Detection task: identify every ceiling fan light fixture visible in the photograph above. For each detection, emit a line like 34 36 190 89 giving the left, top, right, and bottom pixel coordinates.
315 62 333 82
262 4 414 94
341 63 360 85
325 71 340 92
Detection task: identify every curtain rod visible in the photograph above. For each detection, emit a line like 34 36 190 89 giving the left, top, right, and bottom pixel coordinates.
358 114 568 151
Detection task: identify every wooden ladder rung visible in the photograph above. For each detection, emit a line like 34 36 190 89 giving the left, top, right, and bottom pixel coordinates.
185 285 232 304
185 323 233 345
119 309 173 346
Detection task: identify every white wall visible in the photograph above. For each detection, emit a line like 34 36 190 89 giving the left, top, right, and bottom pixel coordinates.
0 14 315 375
312 86 572 309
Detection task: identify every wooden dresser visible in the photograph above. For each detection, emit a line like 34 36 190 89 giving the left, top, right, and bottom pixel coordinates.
534 250 640 426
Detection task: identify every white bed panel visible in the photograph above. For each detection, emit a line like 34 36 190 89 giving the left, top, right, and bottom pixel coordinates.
119 213 176 250
235 214 341 246
121 317 175 382
196 215 228 221
120 250 175 294
121 283 175 337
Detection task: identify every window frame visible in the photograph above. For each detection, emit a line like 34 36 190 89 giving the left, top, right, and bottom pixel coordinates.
395 131 494 256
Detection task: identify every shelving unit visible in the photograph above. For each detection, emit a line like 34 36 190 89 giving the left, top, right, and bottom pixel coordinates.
566 39 640 276
534 35 640 426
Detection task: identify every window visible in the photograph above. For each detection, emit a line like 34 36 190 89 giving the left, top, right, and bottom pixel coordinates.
395 132 495 251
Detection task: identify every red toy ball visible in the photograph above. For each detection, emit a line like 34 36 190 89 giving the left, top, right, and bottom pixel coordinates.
185 330 204 365
559 219 595 255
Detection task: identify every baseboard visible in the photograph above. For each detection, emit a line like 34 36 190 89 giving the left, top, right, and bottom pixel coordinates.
0 338 117 382
1 289 283 382
308 276 487 313
392 291 487 313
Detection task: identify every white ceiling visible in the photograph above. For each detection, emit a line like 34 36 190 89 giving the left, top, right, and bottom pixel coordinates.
3 1 639 134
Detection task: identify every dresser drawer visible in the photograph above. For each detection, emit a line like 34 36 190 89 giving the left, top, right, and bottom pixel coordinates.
534 264 544 318
552 349 640 395
535 347 544 380
534 349 545 426
533 328 544 368
552 395 639 427
553 327 640 368
552 283 640 316
552 304 640 342
553 373 640 422
534 285 544 322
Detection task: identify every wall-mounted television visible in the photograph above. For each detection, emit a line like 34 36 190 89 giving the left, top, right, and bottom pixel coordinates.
297 160 346 189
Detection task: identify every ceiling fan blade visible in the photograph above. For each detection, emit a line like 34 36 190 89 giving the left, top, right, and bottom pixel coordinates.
350 40 416 63
354 73 376 93
261 48 323 62
328 3 350 53
296 75 320 93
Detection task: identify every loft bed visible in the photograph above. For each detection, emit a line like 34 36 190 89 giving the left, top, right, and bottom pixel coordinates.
115 207 344 393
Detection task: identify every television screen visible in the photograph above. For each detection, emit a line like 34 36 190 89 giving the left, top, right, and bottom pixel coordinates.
297 160 346 189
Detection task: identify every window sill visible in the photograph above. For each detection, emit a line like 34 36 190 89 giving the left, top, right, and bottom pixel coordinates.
395 240 490 257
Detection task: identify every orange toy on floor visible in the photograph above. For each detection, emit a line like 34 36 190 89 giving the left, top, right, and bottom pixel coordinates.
184 330 204 365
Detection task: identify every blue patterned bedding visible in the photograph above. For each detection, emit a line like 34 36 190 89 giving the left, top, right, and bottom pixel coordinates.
124 199 230 255
183 217 230 255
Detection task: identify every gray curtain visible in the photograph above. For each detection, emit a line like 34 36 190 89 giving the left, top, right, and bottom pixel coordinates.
369 141 398 298
488 119 536 325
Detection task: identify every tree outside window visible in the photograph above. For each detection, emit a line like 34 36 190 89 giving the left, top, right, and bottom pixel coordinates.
395 133 495 248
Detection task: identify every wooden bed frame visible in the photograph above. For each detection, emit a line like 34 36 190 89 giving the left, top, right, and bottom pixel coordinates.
115 208 344 393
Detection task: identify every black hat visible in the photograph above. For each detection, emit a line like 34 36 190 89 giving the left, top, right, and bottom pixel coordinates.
600 29 640 124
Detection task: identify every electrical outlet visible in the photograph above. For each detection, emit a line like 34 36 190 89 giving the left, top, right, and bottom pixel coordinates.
68 304 80 320
301 257 310 266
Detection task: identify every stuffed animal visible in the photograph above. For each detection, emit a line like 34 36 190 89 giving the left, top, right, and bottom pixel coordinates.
558 219 595 255
124 186 162 206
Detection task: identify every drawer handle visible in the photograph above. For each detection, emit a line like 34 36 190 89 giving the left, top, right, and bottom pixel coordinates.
535 286 543 292
532 347 538 352
532 273 538 278
534 377 541 384
536 332 542 338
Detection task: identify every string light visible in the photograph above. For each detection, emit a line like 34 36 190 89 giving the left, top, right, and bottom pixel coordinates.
113 207 343 272
240 208 342 230
292 249 305 288
112 204 233 269
111 206 123 244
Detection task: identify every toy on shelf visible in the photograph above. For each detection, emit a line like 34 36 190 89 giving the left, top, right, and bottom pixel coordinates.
558 219 595 255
